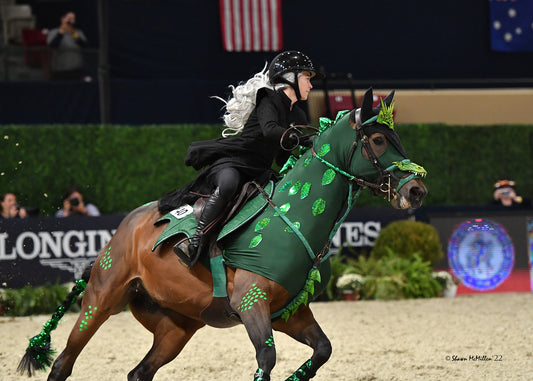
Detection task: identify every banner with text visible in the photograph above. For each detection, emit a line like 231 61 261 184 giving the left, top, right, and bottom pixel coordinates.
0 215 125 288
1 208 412 288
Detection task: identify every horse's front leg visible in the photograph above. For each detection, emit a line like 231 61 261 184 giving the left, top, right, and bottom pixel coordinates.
273 305 332 381
230 272 277 381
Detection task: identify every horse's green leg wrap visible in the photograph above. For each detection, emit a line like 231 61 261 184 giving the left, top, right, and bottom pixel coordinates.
254 367 269 381
284 359 314 381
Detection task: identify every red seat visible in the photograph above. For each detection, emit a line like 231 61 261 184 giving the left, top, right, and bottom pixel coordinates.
22 29 49 71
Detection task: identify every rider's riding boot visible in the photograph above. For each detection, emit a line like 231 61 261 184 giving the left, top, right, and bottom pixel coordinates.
173 188 225 267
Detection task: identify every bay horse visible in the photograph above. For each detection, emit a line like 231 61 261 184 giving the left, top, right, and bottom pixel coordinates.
18 88 427 381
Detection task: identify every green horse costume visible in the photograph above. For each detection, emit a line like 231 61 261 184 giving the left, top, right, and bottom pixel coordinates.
18 88 428 381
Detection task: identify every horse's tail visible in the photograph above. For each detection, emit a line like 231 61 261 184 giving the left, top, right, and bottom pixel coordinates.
17 261 93 377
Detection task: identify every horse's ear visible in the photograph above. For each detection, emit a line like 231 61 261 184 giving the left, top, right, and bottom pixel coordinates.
382 90 395 107
372 90 396 114
360 88 374 122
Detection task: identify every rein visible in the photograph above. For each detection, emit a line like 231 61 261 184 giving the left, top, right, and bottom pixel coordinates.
280 125 320 151
266 117 420 266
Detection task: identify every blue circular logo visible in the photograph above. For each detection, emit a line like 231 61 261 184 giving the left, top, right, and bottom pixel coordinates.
448 219 514 291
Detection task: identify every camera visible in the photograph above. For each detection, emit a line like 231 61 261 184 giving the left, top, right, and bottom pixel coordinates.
69 197 80 207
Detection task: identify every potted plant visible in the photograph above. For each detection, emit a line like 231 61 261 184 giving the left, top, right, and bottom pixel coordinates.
336 273 365 300
432 271 459 298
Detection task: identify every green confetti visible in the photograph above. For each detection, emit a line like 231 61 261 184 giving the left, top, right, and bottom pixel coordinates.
303 157 313 167
322 169 336 185
312 199 326 216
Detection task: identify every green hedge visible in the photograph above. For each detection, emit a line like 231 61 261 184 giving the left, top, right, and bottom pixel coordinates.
0 124 222 215
1 123 532 215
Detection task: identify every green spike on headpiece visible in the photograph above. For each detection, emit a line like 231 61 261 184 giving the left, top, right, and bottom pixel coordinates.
376 98 395 130
393 160 427 177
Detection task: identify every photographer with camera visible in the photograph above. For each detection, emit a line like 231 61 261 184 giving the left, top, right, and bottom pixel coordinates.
46 11 89 81
0 192 28 219
492 179 531 208
55 186 100 217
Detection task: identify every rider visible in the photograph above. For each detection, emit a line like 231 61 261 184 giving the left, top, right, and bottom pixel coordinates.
165 51 323 266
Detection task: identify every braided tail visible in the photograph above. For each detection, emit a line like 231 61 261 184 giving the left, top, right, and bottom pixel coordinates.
17 262 93 376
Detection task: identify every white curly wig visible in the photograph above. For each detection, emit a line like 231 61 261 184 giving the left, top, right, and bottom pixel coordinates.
214 63 295 137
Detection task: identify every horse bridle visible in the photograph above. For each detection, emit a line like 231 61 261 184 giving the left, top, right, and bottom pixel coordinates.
281 117 418 203
274 120 414 265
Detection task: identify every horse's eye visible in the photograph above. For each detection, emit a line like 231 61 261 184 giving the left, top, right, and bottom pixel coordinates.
373 136 385 145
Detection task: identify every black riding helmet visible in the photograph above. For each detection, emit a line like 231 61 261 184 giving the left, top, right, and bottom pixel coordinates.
268 51 323 100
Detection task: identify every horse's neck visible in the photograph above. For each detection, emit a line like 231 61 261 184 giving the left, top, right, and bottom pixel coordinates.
273 145 350 247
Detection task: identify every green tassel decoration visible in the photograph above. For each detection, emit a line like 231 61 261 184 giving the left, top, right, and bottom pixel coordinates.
274 267 323 322
17 279 87 376
307 279 316 295
309 268 321 283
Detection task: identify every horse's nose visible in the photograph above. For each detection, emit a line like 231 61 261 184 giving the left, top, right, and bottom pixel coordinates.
409 185 426 203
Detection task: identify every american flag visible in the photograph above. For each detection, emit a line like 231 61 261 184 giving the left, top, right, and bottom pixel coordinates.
219 0 283 52
489 0 533 52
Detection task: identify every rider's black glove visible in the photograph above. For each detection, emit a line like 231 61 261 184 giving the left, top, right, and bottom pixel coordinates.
287 132 314 149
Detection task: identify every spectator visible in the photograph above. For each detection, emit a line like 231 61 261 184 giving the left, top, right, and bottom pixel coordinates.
56 186 100 217
46 11 88 80
0 192 28 219
492 179 531 208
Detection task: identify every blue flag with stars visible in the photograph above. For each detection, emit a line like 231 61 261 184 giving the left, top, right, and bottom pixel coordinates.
490 0 533 52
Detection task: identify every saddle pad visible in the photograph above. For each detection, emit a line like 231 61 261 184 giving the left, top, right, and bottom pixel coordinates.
152 205 197 251
217 181 274 241
152 181 274 251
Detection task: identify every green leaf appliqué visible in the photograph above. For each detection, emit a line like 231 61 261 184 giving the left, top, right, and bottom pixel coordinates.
312 199 326 216
289 181 302 195
322 169 335 185
300 182 311 199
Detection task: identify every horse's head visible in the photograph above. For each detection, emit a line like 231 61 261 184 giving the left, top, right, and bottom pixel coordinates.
350 88 427 209
313 88 427 209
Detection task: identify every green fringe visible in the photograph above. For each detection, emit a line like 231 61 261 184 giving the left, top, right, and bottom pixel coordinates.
278 267 321 322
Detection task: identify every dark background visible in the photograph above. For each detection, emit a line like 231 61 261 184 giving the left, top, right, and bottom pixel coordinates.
3 0 532 124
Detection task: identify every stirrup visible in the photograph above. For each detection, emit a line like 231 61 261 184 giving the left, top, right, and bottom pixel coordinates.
173 236 203 268
173 238 193 267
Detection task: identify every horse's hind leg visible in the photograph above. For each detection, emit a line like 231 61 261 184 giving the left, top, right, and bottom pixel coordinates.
273 305 332 381
127 295 204 381
48 270 133 380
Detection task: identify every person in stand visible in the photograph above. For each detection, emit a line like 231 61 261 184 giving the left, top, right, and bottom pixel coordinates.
55 185 100 217
46 11 88 80
0 192 27 219
492 179 531 208
160 51 322 266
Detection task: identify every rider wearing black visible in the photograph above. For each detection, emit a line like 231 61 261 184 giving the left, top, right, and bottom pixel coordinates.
167 51 322 267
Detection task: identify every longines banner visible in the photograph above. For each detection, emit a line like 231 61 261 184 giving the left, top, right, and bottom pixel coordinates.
0 215 125 288
0 208 412 288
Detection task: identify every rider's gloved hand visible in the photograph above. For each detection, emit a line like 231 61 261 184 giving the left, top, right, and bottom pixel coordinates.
298 134 315 148
287 132 314 149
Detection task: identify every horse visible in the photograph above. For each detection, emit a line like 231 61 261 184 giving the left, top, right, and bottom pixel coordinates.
18 88 427 381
